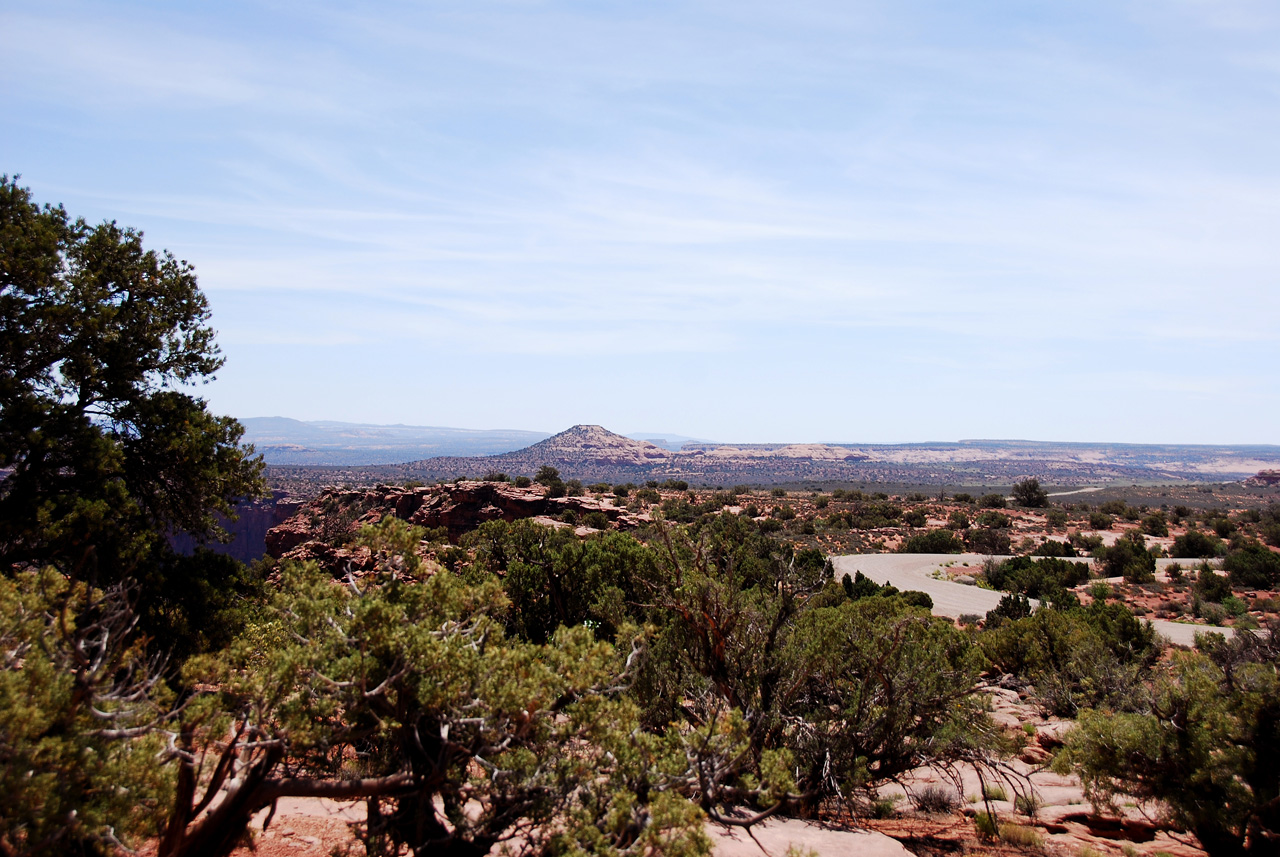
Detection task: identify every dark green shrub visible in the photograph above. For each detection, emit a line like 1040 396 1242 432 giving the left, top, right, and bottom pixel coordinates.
987 593 1032 624
979 493 1007 509
985 556 1088 599
1262 505 1280 547
903 508 927 527
1012 478 1048 508
899 590 934 610
980 602 1157 716
1172 529 1224 558
659 497 696 523
977 510 1011 529
1033 539 1078 558
1224 540 1280 589
1142 513 1169 537
1089 511 1114 530
1103 532 1156 583
967 527 1012 555
899 529 964 554
1100 500 1128 516
1057 644 1280 856
634 487 661 504
1194 565 1233 604
1071 532 1104 552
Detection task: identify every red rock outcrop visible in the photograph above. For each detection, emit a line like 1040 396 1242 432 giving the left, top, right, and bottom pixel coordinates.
264 480 648 566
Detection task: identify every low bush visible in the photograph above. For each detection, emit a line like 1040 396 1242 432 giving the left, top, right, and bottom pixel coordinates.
967 527 1012 555
914 784 959 814
1142 513 1169 537
977 510 1012 529
1172 529 1224 558
1224 539 1280 589
984 556 1089 600
1014 793 1042 817
1000 823 1043 847
1102 532 1157 583
1195 566 1233 603
899 529 964 554
1034 539 1078 558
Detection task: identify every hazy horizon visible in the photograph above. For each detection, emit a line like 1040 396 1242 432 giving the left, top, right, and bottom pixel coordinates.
241 416 1280 451
4 1 1277 444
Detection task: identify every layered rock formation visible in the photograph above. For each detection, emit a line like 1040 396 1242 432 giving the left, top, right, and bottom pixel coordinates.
264 479 650 570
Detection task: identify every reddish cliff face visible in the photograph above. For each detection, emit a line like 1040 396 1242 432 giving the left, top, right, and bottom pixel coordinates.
264 480 649 568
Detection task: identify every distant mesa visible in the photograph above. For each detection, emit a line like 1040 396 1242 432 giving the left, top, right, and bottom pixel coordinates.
520 425 672 467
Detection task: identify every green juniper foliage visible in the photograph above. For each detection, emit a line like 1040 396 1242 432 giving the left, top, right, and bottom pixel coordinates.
0 176 264 648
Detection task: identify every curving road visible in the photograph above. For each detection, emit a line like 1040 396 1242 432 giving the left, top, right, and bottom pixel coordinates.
829 553 1228 647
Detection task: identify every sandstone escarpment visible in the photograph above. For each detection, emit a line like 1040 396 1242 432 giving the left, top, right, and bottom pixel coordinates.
264 480 649 568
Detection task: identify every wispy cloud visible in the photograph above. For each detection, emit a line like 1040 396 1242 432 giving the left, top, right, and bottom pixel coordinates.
3 0 1277 440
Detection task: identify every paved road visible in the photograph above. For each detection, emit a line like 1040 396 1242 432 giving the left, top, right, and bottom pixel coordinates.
830 553 1228 647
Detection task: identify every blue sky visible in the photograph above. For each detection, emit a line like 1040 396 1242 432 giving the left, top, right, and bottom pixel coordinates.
3 0 1277 443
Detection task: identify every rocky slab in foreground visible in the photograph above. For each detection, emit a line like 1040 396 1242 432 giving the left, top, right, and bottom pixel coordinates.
708 818 911 857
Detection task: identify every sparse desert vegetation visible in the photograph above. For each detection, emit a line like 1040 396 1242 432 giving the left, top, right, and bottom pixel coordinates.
4 177 1280 857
